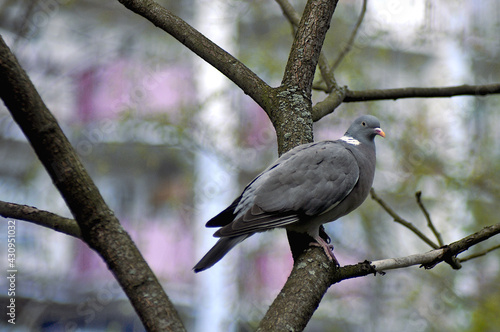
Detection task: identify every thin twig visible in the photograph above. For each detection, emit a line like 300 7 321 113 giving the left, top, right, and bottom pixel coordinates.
275 0 301 25
415 191 444 246
330 0 368 72
370 188 439 249
458 243 500 263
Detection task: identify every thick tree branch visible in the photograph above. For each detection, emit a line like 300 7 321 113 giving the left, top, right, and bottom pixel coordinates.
258 248 364 332
116 0 274 113
259 2 344 330
0 201 81 239
0 35 186 332
276 0 337 91
272 0 339 156
281 0 338 96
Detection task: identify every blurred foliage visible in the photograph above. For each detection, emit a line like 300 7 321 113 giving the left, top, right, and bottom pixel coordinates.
468 289 500 332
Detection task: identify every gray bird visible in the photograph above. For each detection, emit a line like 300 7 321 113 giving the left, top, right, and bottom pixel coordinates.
194 115 385 272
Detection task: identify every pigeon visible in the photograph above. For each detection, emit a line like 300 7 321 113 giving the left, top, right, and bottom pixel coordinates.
193 115 385 272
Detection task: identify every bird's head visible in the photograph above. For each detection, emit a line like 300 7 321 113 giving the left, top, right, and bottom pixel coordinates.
344 115 385 144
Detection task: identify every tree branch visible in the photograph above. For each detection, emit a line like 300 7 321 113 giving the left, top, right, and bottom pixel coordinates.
459 243 500 263
275 0 301 25
0 200 81 239
275 0 337 91
281 0 339 96
311 85 346 121
0 35 186 332
258 247 359 332
312 83 500 121
415 191 444 247
371 189 464 269
370 189 439 249
372 222 500 270
344 84 500 102
259 2 343 330
272 0 339 156
116 0 274 113
330 0 368 72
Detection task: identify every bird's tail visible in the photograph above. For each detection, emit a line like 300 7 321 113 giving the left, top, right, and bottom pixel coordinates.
193 235 250 273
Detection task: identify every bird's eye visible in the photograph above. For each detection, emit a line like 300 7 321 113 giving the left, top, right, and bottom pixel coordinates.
361 121 366 127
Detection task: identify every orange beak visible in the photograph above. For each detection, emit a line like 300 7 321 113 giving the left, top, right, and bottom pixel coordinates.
375 128 385 138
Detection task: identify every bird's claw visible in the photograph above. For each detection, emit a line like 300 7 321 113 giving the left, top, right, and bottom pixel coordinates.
309 241 340 267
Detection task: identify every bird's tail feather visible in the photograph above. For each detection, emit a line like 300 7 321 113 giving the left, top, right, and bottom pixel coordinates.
193 235 250 273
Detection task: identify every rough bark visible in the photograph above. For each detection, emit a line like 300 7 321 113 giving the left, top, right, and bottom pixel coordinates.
0 201 81 238
273 0 339 155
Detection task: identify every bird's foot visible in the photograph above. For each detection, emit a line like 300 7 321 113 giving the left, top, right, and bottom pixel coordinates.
310 237 340 267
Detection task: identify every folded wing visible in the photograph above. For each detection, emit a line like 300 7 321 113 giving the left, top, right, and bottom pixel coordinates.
214 141 360 237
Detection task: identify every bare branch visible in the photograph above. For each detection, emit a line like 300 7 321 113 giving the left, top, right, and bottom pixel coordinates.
371 250 445 271
0 201 81 239
370 189 439 249
317 52 337 92
257 248 339 332
330 0 368 72
344 84 500 102
260 1 342 329
351 223 500 273
312 85 346 121
312 83 500 121
117 0 273 113
446 223 500 258
459 244 500 263
372 223 500 271
275 0 301 25
415 191 444 246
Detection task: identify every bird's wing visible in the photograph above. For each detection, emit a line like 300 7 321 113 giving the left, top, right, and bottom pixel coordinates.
205 197 241 227
215 141 360 237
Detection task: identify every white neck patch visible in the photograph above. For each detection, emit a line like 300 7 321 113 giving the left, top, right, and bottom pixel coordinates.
340 136 360 145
